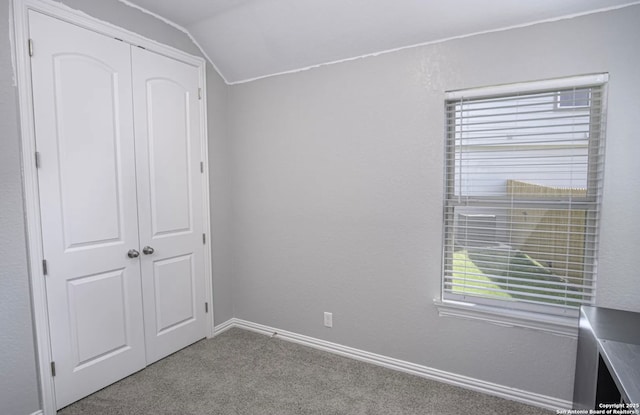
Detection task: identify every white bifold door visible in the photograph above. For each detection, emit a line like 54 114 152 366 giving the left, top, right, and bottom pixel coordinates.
29 11 208 409
131 43 207 365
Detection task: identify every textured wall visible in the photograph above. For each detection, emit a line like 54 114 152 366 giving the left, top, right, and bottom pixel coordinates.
1 1 229 413
0 2 41 413
207 64 234 324
227 6 640 402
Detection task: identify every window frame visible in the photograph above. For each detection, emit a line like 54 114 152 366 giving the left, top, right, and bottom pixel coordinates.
437 74 608 336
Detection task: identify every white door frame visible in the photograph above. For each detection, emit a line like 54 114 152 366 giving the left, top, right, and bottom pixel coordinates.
11 1 214 413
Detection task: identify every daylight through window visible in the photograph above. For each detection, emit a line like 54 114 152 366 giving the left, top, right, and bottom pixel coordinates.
442 75 607 317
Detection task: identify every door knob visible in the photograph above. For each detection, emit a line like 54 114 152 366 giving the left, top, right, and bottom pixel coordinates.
142 246 155 255
127 249 140 258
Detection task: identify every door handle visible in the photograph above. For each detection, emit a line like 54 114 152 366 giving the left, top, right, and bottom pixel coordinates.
142 246 155 255
127 249 140 258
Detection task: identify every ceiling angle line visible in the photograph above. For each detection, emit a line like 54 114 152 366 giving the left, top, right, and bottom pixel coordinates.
117 0 229 84
228 0 640 85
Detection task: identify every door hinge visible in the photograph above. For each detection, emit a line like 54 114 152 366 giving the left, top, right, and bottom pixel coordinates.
205 302 209 313
28 39 33 57
202 233 206 244
42 259 48 276
198 88 202 100
35 152 41 168
200 161 204 173
50 361 56 377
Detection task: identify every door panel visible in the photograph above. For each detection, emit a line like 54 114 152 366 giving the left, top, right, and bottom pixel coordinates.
145 79 192 236
68 270 129 364
55 55 124 249
132 47 206 364
29 11 145 409
154 254 196 334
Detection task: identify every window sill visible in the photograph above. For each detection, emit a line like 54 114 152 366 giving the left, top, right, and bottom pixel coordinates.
434 299 579 338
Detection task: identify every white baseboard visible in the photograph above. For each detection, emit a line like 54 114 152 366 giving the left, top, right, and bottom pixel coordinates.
212 318 236 336
214 318 571 411
30 410 44 415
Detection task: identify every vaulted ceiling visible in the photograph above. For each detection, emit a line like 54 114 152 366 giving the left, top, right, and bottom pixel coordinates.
122 0 638 84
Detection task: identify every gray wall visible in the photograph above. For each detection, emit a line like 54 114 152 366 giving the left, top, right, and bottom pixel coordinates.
1 2 40 413
207 64 234 324
227 6 640 402
1 1 230 413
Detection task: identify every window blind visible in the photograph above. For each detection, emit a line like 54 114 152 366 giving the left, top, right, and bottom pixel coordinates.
442 76 606 316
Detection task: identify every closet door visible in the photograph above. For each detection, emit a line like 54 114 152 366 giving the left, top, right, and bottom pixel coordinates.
29 11 146 409
131 47 207 364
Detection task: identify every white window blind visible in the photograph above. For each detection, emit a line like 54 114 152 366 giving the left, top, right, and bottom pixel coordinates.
442 75 607 317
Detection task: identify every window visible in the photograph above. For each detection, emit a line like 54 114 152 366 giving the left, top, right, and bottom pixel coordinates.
556 89 591 109
441 74 607 321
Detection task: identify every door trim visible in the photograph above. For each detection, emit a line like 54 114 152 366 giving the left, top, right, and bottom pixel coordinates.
12 1 214 413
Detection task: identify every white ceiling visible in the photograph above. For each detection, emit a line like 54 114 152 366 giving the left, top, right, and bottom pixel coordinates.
123 0 638 84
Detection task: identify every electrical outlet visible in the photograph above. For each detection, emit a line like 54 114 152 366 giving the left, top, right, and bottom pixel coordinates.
324 312 333 328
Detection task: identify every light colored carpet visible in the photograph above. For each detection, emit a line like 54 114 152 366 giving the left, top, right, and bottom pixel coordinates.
58 328 552 414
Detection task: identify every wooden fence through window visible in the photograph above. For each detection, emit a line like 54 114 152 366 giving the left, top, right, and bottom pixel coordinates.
506 180 587 284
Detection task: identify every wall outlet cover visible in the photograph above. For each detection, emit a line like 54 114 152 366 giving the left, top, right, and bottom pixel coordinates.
324 312 333 328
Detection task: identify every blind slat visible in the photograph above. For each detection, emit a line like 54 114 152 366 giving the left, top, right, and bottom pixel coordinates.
444 278 595 296
445 282 593 304
443 271 596 288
